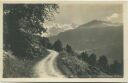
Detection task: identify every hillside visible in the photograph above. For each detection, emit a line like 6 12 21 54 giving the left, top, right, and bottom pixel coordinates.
49 20 123 64
57 51 112 78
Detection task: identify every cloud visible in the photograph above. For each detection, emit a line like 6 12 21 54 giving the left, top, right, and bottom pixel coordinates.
103 13 122 23
106 13 119 21
43 23 78 37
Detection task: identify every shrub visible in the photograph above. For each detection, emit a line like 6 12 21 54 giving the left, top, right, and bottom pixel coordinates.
97 55 109 73
52 39 63 52
88 53 97 66
66 44 73 53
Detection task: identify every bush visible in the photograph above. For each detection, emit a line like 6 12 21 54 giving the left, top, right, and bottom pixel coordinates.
57 51 109 78
66 44 73 53
40 37 52 49
109 60 123 75
97 55 109 73
88 53 97 66
52 39 63 52
78 51 88 62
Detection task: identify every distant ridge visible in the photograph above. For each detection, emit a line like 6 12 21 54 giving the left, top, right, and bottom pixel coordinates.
49 19 123 64
78 19 122 29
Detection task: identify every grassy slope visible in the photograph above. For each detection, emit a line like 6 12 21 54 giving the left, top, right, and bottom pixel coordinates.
57 51 112 78
3 50 49 78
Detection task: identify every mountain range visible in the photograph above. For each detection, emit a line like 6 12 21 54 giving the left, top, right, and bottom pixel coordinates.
43 23 78 37
49 20 123 64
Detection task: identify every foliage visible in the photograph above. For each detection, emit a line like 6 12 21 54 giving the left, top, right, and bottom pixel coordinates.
3 50 48 78
57 51 108 78
4 4 59 34
3 4 58 58
58 49 123 77
97 55 109 73
52 39 63 52
66 44 73 53
40 37 52 49
109 60 123 75
88 53 97 66
78 51 88 62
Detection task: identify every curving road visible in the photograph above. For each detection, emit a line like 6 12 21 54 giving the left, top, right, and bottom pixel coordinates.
33 50 66 78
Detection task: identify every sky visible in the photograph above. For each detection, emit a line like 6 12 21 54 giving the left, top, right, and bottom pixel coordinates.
45 3 122 25
43 3 123 37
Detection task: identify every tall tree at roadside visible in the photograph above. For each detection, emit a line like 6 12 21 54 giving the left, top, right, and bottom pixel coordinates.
4 4 59 58
53 39 63 52
88 53 97 66
97 55 109 73
41 37 52 49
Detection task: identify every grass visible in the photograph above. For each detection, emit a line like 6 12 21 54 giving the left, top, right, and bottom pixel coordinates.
57 51 114 78
3 50 49 78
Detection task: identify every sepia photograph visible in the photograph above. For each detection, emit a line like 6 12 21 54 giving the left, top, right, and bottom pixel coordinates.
3 3 123 78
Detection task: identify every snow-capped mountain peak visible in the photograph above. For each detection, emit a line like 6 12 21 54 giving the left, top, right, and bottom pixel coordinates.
43 23 79 37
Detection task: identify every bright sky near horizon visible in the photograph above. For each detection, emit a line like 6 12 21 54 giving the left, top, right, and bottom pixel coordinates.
45 3 122 26
43 3 123 37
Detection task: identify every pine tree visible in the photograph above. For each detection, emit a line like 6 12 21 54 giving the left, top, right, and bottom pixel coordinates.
97 55 109 73
53 39 63 52
88 53 97 66
66 44 73 53
79 51 88 62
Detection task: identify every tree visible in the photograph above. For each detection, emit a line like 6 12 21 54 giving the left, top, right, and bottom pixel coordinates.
52 39 63 52
78 51 88 62
88 53 97 66
66 44 73 53
109 60 123 75
97 55 109 73
4 4 59 58
40 37 52 49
